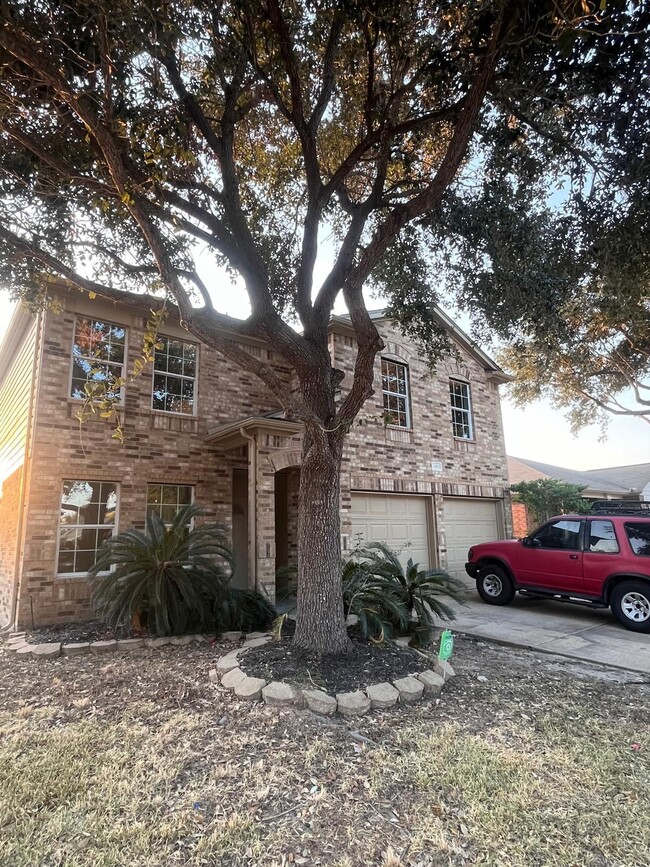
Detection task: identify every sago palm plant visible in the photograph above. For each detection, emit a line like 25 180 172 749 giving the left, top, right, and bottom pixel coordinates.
90 504 234 636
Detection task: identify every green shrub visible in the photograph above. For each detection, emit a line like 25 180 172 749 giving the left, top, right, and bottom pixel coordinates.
90 505 234 636
343 542 465 645
218 587 277 633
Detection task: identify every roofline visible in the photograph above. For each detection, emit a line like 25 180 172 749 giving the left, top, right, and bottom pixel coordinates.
205 415 301 446
329 309 513 384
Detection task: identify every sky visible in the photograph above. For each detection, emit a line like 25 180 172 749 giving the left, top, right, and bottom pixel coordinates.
1 277 648 472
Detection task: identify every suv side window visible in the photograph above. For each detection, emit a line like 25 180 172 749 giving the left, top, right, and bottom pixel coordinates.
624 521 650 556
531 519 582 551
588 520 619 554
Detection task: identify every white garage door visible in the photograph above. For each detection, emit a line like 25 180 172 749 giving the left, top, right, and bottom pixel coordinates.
349 494 430 569
443 497 500 583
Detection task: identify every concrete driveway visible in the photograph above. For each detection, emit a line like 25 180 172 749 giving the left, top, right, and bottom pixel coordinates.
449 593 650 675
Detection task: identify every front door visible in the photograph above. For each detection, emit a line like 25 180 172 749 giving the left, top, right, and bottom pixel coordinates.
518 518 585 591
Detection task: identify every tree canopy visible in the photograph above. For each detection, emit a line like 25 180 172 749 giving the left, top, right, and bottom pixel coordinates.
511 479 588 525
0 0 648 652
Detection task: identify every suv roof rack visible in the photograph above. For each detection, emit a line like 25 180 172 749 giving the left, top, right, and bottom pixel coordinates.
590 500 650 517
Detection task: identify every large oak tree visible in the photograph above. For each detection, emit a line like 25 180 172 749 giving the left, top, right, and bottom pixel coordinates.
0 0 647 653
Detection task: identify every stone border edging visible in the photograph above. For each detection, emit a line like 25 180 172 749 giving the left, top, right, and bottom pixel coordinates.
2 631 213 659
211 634 456 717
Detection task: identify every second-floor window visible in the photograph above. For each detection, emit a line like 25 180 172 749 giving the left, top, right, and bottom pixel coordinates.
71 318 126 400
450 379 473 440
381 359 411 428
152 336 197 414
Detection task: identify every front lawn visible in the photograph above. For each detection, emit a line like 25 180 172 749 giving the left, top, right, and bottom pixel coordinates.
0 636 647 866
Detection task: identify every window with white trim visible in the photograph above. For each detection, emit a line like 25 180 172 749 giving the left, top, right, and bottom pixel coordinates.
450 379 473 439
152 336 197 414
57 480 118 575
381 359 411 428
71 318 126 400
146 483 194 525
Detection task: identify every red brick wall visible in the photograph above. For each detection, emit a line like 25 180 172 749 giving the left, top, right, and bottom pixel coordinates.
511 501 531 538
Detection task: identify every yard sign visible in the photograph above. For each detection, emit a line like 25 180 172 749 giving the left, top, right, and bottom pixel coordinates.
438 630 454 681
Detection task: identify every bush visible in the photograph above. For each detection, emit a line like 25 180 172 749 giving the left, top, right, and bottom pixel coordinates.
90 505 235 636
343 542 465 645
218 587 277 633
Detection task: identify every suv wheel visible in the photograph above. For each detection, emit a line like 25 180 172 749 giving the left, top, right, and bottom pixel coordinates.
476 565 516 606
611 580 650 633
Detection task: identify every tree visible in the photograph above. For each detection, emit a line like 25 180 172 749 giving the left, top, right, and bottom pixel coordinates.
511 479 588 525
0 1 648 654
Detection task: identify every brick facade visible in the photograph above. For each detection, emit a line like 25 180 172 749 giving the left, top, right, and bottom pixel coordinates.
2 293 511 627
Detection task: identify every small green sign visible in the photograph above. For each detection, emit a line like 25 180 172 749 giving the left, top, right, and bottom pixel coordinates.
438 630 454 662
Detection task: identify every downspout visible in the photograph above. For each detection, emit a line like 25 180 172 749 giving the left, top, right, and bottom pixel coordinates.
6 310 43 633
239 427 257 592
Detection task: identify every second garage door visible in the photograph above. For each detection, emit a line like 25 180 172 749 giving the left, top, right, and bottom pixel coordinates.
349 494 430 569
443 497 500 584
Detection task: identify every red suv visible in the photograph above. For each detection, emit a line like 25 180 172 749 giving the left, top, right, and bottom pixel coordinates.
465 506 650 633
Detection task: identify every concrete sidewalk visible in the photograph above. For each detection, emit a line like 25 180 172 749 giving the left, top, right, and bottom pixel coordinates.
449 594 650 675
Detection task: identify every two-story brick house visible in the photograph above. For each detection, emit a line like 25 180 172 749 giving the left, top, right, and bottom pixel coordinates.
0 288 512 629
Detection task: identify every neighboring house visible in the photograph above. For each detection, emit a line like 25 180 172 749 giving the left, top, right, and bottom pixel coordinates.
0 289 512 628
508 455 650 535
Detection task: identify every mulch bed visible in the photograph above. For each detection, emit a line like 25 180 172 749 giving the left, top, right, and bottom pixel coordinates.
26 619 139 646
240 631 430 693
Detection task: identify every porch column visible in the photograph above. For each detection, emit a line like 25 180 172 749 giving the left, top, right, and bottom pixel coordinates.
247 437 276 605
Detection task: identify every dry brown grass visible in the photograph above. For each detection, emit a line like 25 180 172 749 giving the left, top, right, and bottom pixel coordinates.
0 637 648 866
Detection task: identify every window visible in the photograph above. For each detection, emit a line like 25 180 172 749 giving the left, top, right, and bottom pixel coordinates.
449 379 473 440
57 480 118 575
588 520 619 554
625 521 650 556
381 359 411 428
146 483 194 525
71 318 126 400
152 336 197 414
531 519 582 551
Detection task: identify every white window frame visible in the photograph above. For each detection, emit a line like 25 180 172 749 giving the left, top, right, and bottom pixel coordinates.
381 358 412 429
146 483 195 526
449 379 474 440
151 335 198 416
69 316 128 403
56 479 119 577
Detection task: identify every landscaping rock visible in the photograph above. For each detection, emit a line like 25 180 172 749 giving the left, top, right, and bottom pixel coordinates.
117 638 144 651
302 689 337 716
216 654 241 674
393 676 424 703
32 642 61 659
241 636 270 650
336 690 371 718
5 641 28 653
15 645 34 656
417 670 445 694
62 642 90 656
345 614 359 627
366 682 400 709
170 635 194 646
208 669 219 684
393 635 412 648
221 667 247 690
90 640 118 654
146 637 170 648
7 632 26 645
245 631 269 640
221 631 242 642
234 676 267 701
434 660 456 679
262 681 299 707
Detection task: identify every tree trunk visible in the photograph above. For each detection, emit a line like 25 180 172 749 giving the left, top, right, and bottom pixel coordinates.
292 430 352 655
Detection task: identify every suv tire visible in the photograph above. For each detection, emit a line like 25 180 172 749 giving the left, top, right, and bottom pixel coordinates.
476 565 516 606
611 580 650 633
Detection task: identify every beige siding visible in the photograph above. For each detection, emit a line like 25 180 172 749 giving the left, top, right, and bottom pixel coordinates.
0 315 38 624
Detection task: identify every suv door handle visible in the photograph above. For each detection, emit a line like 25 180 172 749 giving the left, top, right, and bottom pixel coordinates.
569 554 579 560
